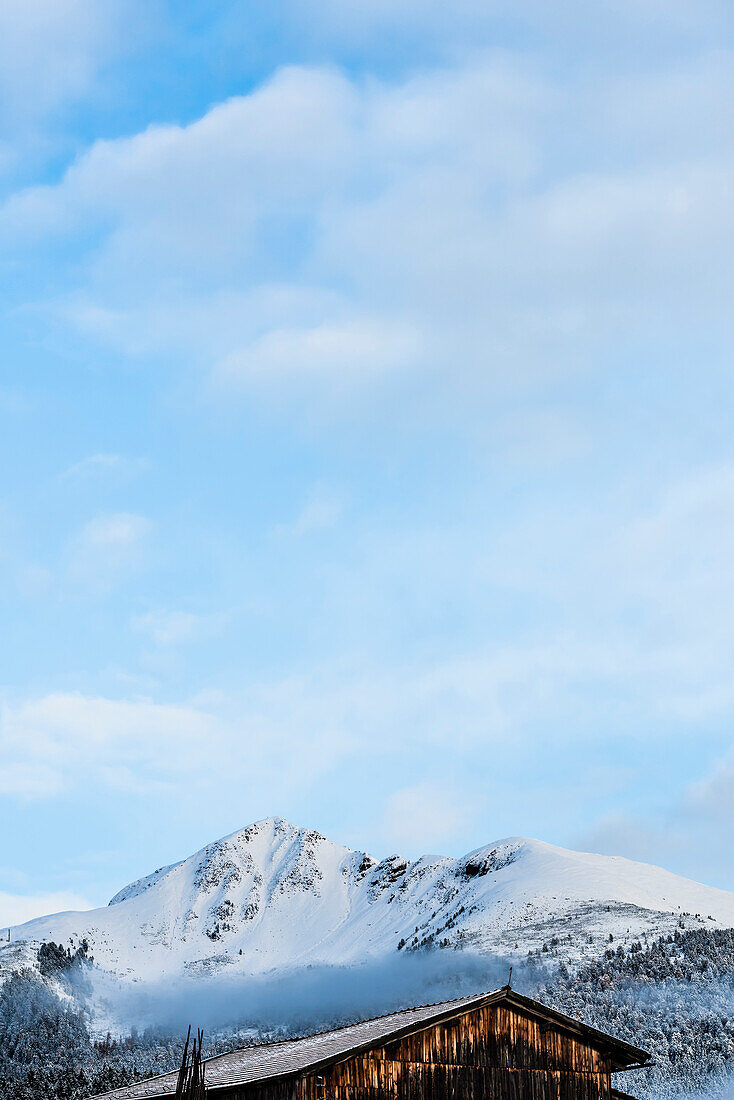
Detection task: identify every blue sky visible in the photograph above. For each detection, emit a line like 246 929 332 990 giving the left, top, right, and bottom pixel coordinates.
2 0 734 924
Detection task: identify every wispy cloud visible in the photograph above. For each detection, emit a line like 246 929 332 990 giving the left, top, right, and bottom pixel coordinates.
218 320 422 386
60 453 148 481
380 782 481 852
0 889 93 928
0 693 223 799
3 53 733 414
78 513 150 549
273 488 344 537
131 610 221 646
65 512 152 588
0 0 131 167
578 736 734 887
2 0 734 896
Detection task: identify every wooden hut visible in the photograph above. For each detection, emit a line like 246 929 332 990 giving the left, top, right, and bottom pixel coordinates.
95 986 650 1100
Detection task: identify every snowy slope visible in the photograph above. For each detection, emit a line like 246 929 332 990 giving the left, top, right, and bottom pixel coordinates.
4 817 734 984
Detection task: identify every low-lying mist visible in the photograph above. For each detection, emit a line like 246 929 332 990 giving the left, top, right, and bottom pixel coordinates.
92 950 545 1038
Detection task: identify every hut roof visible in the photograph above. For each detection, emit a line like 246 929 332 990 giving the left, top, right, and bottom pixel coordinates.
94 987 650 1100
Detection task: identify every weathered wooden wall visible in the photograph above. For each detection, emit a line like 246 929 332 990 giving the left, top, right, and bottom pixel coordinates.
321 1004 611 1100
226 1003 614 1100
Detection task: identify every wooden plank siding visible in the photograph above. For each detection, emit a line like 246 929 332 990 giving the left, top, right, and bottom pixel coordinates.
320 1004 613 1100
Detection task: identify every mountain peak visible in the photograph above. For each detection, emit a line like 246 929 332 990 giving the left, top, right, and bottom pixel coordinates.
108 817 352 908
12 818 734 989
223 815 332 845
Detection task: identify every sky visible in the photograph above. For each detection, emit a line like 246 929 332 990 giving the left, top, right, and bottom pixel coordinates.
2 0 734 924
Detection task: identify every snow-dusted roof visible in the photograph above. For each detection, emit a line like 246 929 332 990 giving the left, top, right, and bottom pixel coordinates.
94 988 649 1100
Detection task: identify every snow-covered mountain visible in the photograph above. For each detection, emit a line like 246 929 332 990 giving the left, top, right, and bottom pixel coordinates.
4 816 734 984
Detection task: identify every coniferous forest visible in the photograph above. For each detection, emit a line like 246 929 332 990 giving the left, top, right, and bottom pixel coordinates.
2 930 734 1100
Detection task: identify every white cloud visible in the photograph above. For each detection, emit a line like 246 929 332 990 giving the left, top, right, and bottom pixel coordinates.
0 680 372 804
218 319 422 384
0 693 223 798
0 66 359 250
2 51 732 414
0 58 548 398
0 0 130 148
460 458 734 731
79 513 150 549
17 461 734 812
0 645 605 804
0 890 93 929
60 453 147 480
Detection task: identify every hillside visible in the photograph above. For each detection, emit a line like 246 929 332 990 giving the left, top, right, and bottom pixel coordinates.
4 816 734 986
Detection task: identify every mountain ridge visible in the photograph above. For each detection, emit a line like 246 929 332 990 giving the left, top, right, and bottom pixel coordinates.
4 816 734 987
